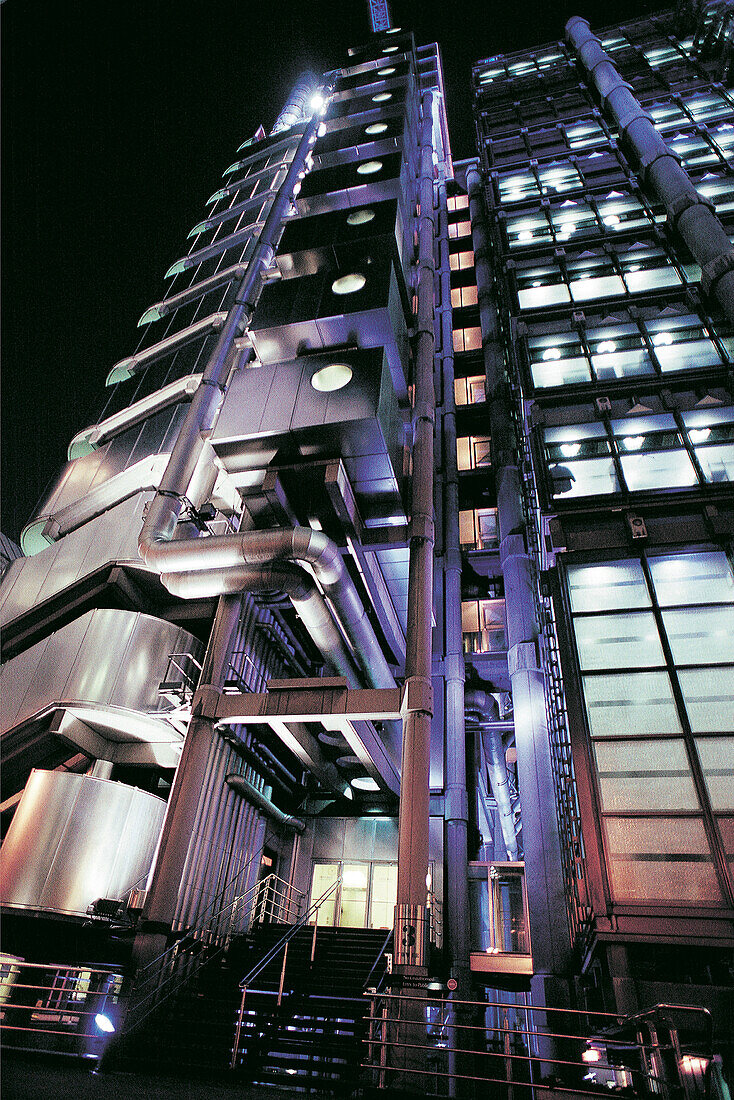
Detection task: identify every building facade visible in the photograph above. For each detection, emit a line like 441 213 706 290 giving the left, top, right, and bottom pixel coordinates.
1 0 732 1082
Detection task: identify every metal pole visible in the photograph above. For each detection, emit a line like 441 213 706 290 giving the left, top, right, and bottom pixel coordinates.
310 910 319 965
231 985 247 1070
277 942 289 1007
566 16 734 321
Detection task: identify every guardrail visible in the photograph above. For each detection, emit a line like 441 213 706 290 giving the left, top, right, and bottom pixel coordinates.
363 992 726 1100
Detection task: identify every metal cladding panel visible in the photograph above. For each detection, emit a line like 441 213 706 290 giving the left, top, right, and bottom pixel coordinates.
0 770 166 916
1 495 151 631
212 348 403 486
0 608 203 736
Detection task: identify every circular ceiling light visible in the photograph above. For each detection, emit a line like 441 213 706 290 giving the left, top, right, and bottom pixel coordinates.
347 208 376 226
365 122 388 135
357 160 383 175
311 363 353 392
331 272 366 295
372 92 392 102
351 776 381 791
378 66 396 75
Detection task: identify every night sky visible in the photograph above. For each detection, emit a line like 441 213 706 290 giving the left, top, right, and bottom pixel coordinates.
2 0 657 543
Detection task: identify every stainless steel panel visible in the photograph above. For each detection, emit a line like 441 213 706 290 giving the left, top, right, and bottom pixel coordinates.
1 495 154 630
0 608 203 736
0 770 166 916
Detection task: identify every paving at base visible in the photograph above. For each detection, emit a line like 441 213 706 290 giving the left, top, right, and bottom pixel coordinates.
2 1053 304 1100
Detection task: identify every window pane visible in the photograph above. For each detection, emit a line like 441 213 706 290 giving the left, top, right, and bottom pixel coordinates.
582 671 681 737
678 667 734 732
567 560 651 612
604 816 721 902
696 738 734 811
574 611 665 670
593 739 698 811
619 449 697 492
649 551 734 606
551 456 620 497
661 605 734 665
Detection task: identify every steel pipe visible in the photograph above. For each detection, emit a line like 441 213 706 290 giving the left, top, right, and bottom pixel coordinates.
465 688 518 861
225 773 305 833
566 15 734 320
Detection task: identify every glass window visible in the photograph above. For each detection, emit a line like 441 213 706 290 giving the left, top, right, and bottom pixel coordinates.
453 326 483 353
645 315 723 374
545 424 619 498
568 559 651 612
574 611 665 670
603 816 722 902
582 671 681 737
648 550 734 606
462 598 507 653
661 605 734 665
612 414 697 492
449 219 472 239
449 250 475 271
593 739 698 812
451 284 479 309
459 508 498 550
678 667 734 732
681 408 734 484
697 738 734 811
454 375 486 405
457 434 492 470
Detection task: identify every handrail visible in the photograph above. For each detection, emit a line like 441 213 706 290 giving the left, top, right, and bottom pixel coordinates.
238 876 342 991
363 928 393 993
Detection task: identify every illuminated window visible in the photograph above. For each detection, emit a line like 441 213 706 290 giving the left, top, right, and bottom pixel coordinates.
457 434 492 470
448 195 469 212
450 284 478 309
454 375 486 405
449 250 475 271
453 326 482 353
459 507 498 550
448 220 472 239
462 598 507 654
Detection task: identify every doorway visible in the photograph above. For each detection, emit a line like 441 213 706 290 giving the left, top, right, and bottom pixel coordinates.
309 861 398 929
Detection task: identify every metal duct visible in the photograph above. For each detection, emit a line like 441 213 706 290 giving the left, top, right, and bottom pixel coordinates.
225 772 305 833
143 527 394 690
566 16 734 322
465 690 518 862
161 561 360 684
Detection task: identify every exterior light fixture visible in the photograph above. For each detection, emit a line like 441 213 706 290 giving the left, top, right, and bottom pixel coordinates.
518 230 533 241
365 122 388 135
311 363 353 392
689 427 711 443
653 331 673 345
542 348 562 360
347 209 376 226
310 93 326 113
331 272 366 294
357 160 383 174
582 1049 601 1064
351 776 380 791
627 263 641 271
604 213 621 227
597 341 617 354
377 66 396 75
383 45 399 52
95 1013 116 1034
372 92 392 102
560 442 581 457
622 436 645 451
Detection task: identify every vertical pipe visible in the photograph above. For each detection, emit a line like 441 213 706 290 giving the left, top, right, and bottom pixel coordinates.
465 165 571 1006
436 177 471 982
395 90 437 973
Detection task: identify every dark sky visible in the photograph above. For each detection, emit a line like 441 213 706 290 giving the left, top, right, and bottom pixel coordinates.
1 0 657 543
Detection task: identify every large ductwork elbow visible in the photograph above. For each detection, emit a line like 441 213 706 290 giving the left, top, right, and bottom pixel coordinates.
465 688 518 861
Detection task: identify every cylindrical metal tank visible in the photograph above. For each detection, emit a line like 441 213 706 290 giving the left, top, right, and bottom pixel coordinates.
0 770 167 917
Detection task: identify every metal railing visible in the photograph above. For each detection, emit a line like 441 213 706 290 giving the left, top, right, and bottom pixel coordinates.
230 876 342 1069
363 992 725 1100
0 960 124 1059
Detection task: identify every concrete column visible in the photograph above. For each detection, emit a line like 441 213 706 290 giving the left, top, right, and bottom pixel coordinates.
395 90 437 975
466 165 571 993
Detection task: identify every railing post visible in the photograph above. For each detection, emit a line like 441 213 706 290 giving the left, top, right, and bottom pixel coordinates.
310 910 319 965
231 984 247 1070
277 942 289 1007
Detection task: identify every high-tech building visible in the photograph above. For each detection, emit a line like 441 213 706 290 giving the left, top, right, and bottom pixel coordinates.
468 0 734 1058
1 1 732 1091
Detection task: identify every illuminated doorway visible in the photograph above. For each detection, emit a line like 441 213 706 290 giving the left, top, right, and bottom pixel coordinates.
309 861 398 929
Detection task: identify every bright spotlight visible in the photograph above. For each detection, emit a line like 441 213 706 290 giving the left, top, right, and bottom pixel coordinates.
310 93 325 113
95 1013 116 1034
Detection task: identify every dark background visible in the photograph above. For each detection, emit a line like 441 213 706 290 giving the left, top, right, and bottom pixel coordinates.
1 0 657 542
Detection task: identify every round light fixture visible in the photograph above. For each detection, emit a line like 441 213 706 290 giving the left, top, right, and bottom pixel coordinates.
347 208 376 226
622 435 645 451
652 331 673 346
351 776 381 791
688 427 711 443
331 272 366 295
560 442 581 457
383 45 399 52
372 92 392 102
542 347 562 360
311 363 353 392
95 1013 116 1034
377 66 396 75
365 122 388 135
597 341 617 354
357 160 383 174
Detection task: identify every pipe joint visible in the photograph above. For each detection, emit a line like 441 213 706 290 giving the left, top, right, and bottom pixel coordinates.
668 189 716 225
701 249 734 295
401 675 434 718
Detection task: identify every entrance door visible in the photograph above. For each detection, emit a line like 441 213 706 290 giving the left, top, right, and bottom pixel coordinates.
339 864 369 927
310 862 339 926
309 862 398 929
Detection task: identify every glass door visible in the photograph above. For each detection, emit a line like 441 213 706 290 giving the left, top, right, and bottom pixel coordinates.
310 862 340 926
369 863 397 929
339 864 369 927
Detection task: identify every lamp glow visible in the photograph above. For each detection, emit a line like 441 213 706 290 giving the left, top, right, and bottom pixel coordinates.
310 93 325 113
95 1013 115 1034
